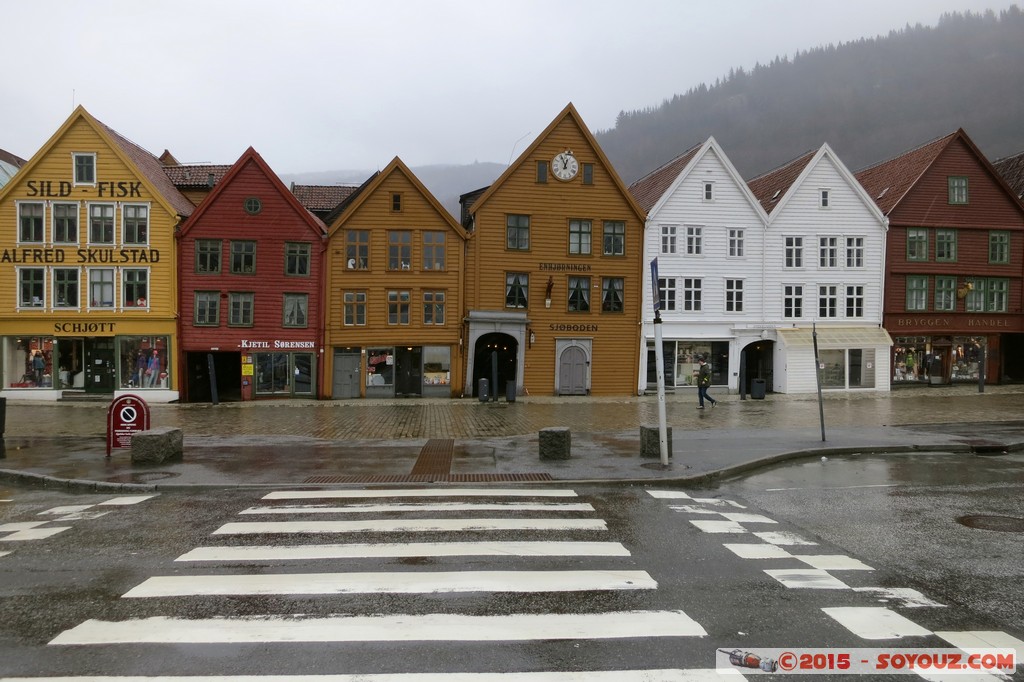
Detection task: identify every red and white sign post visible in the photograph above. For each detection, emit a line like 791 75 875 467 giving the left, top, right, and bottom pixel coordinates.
106 394 150 456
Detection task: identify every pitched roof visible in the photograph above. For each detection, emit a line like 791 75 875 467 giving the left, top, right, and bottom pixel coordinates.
747 149 816 214
179 146 326 238
627 143 701 213
993 149 1024 200
0 148 26 168
290 184 359 213
0 148 26 187
853 131 957 214
162 164 233 190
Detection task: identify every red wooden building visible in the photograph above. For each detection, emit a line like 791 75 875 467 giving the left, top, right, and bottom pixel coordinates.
176 147 327 401
855 129 1024 386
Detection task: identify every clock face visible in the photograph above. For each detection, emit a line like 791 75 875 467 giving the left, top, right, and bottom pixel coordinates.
551 152 579 181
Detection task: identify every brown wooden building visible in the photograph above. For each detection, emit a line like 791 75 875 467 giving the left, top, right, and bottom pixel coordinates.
461 103 647 397
322 157 468 398
176 147 327 401
855 129 1024 385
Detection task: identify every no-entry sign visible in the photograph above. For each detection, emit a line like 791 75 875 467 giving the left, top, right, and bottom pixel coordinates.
106 394 150 456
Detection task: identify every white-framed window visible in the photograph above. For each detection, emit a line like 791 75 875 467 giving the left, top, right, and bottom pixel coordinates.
728 229 744 257
785 236 803 268
88 268 115 308
658 277 676 311
845 285 864 318
122 204 149 245
845 237 864 268
818 284 838 318
88 203 115 245
18 201 45 243
819 236 838 268
725 279 743 312
73 152 96 186
18 267 46 307
122 268 149 308
702 181 714 202
783 284 803 318
53 202 79 244
682 278 701 311
660 225 677 254
685 226 702 255
819 188 831 208
53 267 80 308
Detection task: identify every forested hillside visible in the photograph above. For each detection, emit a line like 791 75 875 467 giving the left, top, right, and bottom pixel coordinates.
597 7 1024 183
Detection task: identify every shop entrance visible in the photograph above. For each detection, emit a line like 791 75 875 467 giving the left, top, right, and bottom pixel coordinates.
332 350 361 398
57 338 85 389
84 338 116 393
395 347 423 397
185 351 242 402
741 340 773 394
1003 334 1024 382
472 333 517 398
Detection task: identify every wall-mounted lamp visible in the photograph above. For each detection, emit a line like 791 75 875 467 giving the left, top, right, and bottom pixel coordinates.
957 282 974 299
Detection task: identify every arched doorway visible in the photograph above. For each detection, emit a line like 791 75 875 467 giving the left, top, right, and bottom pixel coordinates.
741 340 773 394
472 333 518 398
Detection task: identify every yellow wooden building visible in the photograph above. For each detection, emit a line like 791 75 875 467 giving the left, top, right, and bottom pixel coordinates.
462 103 647 396
323 157 468 398
0 106 193 401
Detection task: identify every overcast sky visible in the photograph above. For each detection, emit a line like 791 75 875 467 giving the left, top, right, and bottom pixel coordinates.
3 1 1015 175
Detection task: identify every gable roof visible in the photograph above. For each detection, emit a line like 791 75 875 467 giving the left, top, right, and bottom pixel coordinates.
993 149 1024 200
853 131 957 215
466 103 645 222
178 146 326 238
162 164 233 190
291 184 359 214
0 106 194 218
747 149 816 214
0 148 26 187
627 142 701 213
325 157 466 239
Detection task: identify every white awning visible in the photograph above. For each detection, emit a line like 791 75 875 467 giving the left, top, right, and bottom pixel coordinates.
775 327 892 348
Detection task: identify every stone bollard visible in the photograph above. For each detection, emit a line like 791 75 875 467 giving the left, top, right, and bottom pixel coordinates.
539 427 571 460
131 427 184 464
640 425 672 458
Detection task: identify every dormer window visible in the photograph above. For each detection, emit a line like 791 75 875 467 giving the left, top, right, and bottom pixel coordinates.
73 153 96 185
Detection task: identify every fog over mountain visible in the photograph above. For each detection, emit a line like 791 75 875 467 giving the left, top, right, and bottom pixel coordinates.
283 7 1024 216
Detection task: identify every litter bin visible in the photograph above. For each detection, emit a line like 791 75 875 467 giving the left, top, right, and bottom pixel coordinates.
751 378 766 400
478 378 489 402
506 380 516 403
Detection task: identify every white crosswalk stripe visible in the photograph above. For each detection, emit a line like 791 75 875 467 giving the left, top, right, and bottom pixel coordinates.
240 501 595 514
213 518 608 534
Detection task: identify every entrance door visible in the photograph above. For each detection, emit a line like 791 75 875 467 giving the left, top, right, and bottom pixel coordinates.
332 351 361 398
558 346 588 395
84 339 115 393
395 347 422 397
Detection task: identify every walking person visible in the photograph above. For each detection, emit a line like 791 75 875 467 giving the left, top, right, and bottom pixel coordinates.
697 356 717 409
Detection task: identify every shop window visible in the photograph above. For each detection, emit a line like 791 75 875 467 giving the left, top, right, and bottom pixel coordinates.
285 242 311 276
231 241 257 274
819 349 846 387
601 277 623 313
120 336 169 389
293 354 313 394
422 346 451 386
18 202 44 243
123 268 148 308
89 203 115 244
255 353 289 394
893 338 928 383
53 268 79 308
5 337 55 388
569 219 592 255
18 268 45 307
951 337 985 382
122 204 149 245
283 293 308 327
53 203 79 244
345 230 369 269
196 240 221 273
367 348 394 386
194 291 220 326
344 291 367 326
88 268 114 308
668 342 729 387
423 232 446 270
388 231 412 270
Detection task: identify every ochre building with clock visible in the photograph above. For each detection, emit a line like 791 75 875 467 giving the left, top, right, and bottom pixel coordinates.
460 103 647 397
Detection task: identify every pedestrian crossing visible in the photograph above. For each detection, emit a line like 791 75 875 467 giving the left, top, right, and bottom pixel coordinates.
0 494 157 546
35 487 735 681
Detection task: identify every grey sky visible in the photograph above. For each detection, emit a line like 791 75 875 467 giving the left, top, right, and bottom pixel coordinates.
3 0 1014 175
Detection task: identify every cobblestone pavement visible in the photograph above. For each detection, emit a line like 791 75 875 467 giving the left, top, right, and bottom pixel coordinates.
3 384 1022 441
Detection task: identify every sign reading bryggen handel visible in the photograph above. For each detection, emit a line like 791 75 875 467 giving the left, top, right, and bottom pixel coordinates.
106 394 150 456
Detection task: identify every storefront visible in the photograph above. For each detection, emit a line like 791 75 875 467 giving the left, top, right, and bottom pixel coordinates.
361 345 453 399
643 339 730 390
893 335 990 385
184 339 319 401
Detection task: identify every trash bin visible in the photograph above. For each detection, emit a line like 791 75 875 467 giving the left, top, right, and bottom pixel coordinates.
478 378 489 402
751 378 766 400
506 380 516 403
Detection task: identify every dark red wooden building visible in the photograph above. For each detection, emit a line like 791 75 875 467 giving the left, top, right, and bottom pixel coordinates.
856 129 1024 386
177 147 327 401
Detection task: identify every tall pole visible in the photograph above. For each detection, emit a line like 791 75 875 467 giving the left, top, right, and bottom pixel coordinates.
812 322 826 442
650 258 669 466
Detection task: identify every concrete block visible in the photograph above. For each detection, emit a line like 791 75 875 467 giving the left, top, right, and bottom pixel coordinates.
640 425 672 458
539 427 571 460
131 427 183 464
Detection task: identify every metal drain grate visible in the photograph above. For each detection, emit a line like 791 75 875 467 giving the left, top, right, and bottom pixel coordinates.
303 473 554 484
410 439 455 475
